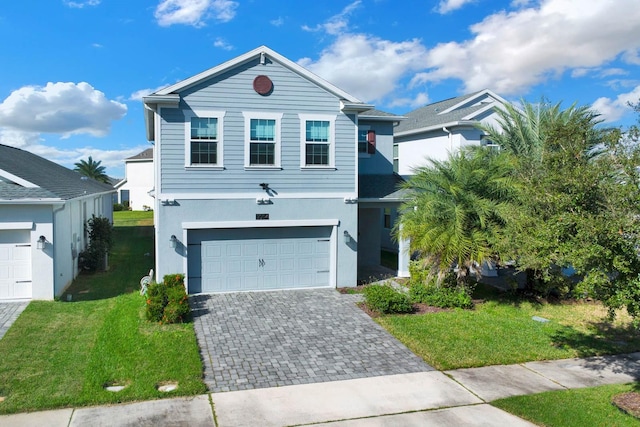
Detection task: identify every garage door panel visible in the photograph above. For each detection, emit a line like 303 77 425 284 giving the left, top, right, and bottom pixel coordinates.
190 227 332 293
0 230 32 300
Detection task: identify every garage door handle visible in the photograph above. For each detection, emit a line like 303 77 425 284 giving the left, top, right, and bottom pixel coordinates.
15 280 32 283
317 270 329 273
259 259 265 267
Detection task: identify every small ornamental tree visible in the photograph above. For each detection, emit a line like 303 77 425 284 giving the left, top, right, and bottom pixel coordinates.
79 215 113 271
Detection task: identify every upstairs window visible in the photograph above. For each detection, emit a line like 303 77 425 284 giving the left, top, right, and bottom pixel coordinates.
393 143 399 173
244 112 282 168
191 117 218 164
250 119 276 165
358 126 376 155
299 114 336 168
185 110 225 168
358 127 369 153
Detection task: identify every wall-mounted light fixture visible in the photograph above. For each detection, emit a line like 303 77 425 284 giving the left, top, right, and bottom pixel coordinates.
169 235 177 248
343 230 351 244
343 197 357 204
37 235 46 250
256 197 271 205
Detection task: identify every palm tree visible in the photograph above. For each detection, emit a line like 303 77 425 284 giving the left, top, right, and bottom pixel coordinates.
74 156 110 184
396 146 517 284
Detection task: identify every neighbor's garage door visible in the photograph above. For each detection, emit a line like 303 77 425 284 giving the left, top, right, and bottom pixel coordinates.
188 227 332 293
0 230 32 300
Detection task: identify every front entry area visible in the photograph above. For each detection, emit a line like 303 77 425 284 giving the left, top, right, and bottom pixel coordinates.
187 226 332 293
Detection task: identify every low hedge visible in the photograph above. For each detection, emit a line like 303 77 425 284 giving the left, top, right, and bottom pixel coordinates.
363 283 413 314
145 274 190 323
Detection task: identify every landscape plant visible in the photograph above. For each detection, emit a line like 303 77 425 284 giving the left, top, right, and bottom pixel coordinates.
145 274 190 323
78 215 114 271
362 283 413 314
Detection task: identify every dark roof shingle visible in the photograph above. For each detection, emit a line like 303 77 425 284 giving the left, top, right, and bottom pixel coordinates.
0 144 115 201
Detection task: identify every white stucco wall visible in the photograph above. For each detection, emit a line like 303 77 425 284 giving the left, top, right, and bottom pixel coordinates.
120 160 154 210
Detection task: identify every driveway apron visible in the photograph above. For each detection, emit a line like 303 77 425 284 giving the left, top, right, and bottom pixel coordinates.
191 289 433 392
0 301 29 340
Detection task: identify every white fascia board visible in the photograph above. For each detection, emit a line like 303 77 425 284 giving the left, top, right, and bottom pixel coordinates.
0 169 39 188
157 192 358 200
341 101 375 112
0 222 34 230
0 199 64 205
154 46 363 103
358 197 408 203
142 94 180 142
359 115 407 122
113 178 127 189
461 102 500 120
182 219 340 229
439 89 493 114
394 120 478 138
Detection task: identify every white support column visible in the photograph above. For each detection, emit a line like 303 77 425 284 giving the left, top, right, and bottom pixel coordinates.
397 224 410 278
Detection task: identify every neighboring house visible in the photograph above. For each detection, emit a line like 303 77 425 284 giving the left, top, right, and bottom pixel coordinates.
0 144 115 300
114 148 154 210
394 89 510 176
143 45 409 293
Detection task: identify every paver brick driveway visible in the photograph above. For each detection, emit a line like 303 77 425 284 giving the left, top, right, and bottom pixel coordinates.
191 289 433 392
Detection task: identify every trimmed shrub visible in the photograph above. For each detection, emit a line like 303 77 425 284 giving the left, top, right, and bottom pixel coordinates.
113 203 124 211
363 283 413 314
145 274 189 323
409 273 474 309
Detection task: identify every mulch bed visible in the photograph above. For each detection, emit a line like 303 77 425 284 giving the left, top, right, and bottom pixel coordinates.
613 392 640 419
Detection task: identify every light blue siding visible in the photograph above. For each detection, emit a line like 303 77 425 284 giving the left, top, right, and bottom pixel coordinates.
158 58 357 194
357 121 395 175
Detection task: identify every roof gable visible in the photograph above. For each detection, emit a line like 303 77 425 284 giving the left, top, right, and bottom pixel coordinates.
395 89 510 136
154 46 363 103
0 144 114 201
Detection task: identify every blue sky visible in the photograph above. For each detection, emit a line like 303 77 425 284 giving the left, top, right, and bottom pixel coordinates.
0 0 639 177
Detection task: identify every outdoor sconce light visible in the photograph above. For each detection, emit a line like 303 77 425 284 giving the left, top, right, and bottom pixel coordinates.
169 235 177 248
37 235 46 250
343 230 351 244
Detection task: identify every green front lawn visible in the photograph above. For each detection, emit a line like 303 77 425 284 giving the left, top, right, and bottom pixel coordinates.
0 212 204 414
376 285 640 370
113 210 154 227
493 383 640 427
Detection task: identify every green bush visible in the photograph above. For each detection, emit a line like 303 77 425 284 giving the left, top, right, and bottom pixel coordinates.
363 284 413 314
113 203 124 211
145 274 189 323
409 277 474 309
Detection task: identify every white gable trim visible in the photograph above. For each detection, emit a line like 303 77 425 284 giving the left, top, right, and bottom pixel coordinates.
394 120 478 138
440 89 510 115
0 169 39 188
155 46 363 103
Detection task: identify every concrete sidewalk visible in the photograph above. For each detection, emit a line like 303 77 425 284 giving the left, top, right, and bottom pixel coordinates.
2 352 639 426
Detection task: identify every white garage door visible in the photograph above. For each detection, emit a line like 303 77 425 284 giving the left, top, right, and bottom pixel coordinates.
188 227 332 293
0 230 32 300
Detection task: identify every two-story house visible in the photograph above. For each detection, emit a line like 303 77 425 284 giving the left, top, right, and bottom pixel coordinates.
143 46 408 293
114 148 155 211
394 89 510 176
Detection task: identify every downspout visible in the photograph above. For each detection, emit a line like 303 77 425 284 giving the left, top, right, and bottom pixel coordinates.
443 126 452 152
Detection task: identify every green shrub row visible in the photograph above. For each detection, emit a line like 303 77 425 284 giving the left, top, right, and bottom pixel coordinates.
363 283 413 314
408 265 474 309
145 274 190 323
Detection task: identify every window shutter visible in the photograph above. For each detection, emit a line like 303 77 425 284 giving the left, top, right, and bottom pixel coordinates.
367 130 376 154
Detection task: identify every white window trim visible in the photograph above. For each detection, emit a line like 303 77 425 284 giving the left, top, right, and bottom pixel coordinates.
358 124 371 158
243 111 283 169
184 109 226 170
298 114 336 169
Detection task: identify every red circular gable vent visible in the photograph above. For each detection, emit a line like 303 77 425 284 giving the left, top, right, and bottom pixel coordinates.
253 75 273 95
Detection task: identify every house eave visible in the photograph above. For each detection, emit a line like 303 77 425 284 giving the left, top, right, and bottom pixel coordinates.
143 94 180 142
395 120 478 138
359 115 407 122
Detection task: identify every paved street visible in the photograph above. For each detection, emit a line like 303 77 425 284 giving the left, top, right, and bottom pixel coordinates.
190 289 433 392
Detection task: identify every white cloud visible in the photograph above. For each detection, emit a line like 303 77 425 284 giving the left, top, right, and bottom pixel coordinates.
129 85 170 101
302 0 361 35
213 37 234 51
414 0 640 95
92 43 103 48
388 92 430 109
154 0 238 27
0 82 127 138
591 85 640 123
298 34 428 103
63 0 100 8
270 17 284 27
436 0 475 14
